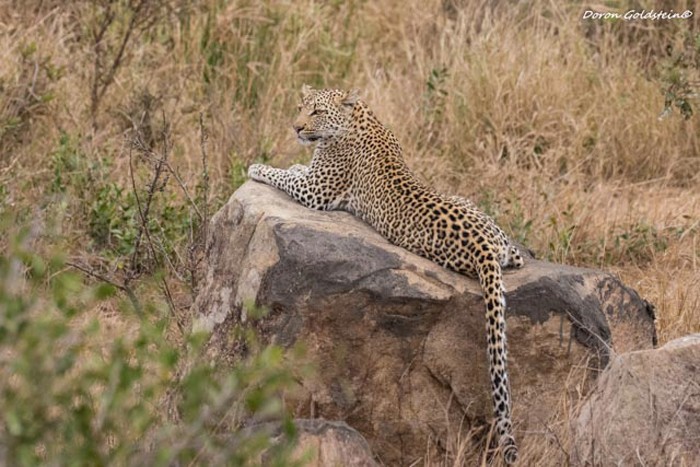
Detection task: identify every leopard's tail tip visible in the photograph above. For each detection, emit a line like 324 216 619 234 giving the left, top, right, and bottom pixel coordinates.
501 436 518 464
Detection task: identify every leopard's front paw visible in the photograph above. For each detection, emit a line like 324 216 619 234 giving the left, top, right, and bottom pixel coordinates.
247 163 267 182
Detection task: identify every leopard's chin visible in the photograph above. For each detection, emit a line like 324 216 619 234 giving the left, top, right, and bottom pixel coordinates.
298 134 322 145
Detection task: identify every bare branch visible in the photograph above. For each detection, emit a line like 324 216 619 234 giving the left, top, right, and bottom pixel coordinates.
65 259 143 317
88 0 167 127
127 111 187 334
128 115 170 278
164 162 203 221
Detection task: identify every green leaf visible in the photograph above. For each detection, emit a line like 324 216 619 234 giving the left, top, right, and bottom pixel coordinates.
94 282 117 300
6 410 22 436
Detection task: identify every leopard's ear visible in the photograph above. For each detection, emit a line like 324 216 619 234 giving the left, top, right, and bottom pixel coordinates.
341 88 360 107
301 84 314 98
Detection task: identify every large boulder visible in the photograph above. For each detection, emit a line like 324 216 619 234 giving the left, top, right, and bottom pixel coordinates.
193 181 656 464
572 334 700 465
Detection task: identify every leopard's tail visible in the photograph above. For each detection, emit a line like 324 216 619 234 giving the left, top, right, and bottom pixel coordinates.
477 257 517 464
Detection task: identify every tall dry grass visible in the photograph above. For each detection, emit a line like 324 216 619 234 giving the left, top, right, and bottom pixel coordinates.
1 0 699 464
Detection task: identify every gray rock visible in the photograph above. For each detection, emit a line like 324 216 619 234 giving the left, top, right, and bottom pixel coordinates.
193 181 657 465
272 419 378 466
572 334 700 466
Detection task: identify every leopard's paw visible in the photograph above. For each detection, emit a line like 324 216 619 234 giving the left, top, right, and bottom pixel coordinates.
247 163 267 181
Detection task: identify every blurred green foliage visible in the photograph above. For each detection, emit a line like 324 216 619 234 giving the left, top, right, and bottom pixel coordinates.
0 231 304 466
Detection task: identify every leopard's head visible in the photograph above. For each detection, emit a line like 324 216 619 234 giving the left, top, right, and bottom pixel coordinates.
292 85 359 145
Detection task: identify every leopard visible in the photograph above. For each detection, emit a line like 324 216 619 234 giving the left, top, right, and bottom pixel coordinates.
248 85 525 464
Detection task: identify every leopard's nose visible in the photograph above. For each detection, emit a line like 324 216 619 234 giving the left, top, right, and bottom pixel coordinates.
293 123 304 133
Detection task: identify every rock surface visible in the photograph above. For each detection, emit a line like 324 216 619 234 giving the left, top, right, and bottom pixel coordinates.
273 419 378 466
572 334 700 465
193 181 657 464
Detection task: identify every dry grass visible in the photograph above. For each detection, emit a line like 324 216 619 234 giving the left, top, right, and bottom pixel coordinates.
1 0 699 465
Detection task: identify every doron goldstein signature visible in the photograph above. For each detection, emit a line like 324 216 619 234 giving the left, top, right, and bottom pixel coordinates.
582 9 693 21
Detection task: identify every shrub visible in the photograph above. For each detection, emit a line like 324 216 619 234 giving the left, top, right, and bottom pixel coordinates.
0 231 303 466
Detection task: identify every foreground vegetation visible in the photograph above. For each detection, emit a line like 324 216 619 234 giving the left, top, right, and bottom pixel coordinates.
1 0 698 464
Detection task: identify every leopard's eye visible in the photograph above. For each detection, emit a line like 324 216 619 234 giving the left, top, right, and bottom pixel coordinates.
310 108 326 116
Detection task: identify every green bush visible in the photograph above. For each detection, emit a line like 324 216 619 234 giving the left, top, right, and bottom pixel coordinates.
89 182 140 256
0 231 303 466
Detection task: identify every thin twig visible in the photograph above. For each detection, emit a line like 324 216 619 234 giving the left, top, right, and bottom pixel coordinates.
164 162 203 221
65 260 143 316
128 112 186 335
66 260 125 291
90 0 164 126
192 113 212 293
199 112 210 228
129 120 169 277
544 422 571 463
90 0 115 124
